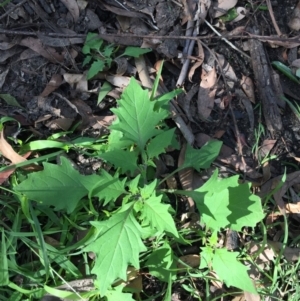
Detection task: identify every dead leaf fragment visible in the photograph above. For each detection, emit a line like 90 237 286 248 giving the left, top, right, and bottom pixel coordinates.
0 130 26 164
291 58 300 68
268 240 300 262
198 66 217 120
106 75 131 88
244 291 261 301
60 0 80 22
188 40 204 82
40 74 63 97
286 202 300 214
19 37 64 63
178 143 195 212
212 0 238 18
288 1 300 31
260 170 300 214
241 75 255 103
0 69 9 89
217 54 237 86
177 254 200 269
232 7 248 23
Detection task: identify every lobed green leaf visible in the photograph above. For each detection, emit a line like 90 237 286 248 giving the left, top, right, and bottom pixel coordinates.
110 78 167 150
84 207 146 295
213 249 257 293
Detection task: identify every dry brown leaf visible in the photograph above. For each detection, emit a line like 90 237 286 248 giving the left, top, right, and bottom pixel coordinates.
114 57 128 76
0 130 26 164
44 236 60 247
261 161 271 184
19 37 64 63
0 47 21 63
180 212 200 229
260 170 300 214
291 58 300 68
0 41 15 50
268 240 300 262
198 66 217 120
161 154 175 166
178 143 195 211
188 40 204 82
196 0 211 20
166 174 178 189
93 115 116 129
46 118 74 131
209 271 223 289
86 8 103 31
241 75 255 103
114 266 142 293
177 254 200 269
212 0 238 18
220 154 262 179
63 73 88 92
228 26 246 36
288 1 300 31
0 69 9 89
248 242 275 263
244 291 261 301
265 211 282 226
77 0 88 10
231 295 245 301
232 7 248 22
180 0 196 23
286 202 300 214
17 48 40 62
106 75 131 88
240 94 254 130
259 139 276 158
0 134 39 179
40 74 63 97
217 54 237 87
213 130 226 138
60 0 79 22
0 168 16 184
178 143 193 191
271 70 285 108
200 65 216 87
225 229 239 250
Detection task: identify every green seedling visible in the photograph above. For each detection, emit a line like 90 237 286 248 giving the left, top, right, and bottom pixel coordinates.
281 95 300 122
272 61 299 84
2 65 266 300
82 32 152 80
220 8 239 22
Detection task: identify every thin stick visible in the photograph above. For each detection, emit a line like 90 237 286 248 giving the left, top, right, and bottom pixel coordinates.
0 27 298 44
266 0 282 36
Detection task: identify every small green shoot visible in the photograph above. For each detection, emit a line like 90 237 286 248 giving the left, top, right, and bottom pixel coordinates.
281 95 300 122
220 8 239 22
82 32 152 80
272 61 299 84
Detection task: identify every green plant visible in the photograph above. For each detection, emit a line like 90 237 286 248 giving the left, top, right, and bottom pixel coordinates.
271 61 299 84
281 95 300 122
82 32 152 80
1 70 265 300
